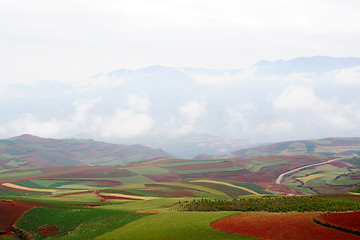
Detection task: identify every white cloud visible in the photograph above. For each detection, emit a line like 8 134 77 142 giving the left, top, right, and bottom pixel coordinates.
254 121 294 134
2 95 154 139
179 100 206 123
127 95 150 113
72 98 101 123
273 86 318 111
7 114 71 138
99 108 153 138
2 0 360 83
327 66 360 84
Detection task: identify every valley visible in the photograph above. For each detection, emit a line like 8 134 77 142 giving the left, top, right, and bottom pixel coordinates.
0 135 360 239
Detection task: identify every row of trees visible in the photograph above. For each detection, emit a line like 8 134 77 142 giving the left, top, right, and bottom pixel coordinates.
174 196 360 212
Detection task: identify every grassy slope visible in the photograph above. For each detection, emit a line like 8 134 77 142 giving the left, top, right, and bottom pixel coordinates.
95 212 258 240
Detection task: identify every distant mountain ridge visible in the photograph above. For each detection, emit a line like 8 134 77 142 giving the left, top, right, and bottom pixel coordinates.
0 134 171 168
226 137 360 159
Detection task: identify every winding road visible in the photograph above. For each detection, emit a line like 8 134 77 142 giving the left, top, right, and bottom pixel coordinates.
276 158 342 184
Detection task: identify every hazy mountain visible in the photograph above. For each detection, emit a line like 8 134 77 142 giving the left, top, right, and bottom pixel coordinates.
227 137 360 158
121 132 258 158
1 56 360 155
0 134 171 168
255 56 360 76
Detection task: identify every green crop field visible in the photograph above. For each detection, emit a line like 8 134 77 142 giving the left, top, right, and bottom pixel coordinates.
95 212 258 240
15 207 150 240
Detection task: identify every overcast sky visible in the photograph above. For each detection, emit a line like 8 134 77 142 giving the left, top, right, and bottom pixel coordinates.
1 1 360 149
1 0 360 83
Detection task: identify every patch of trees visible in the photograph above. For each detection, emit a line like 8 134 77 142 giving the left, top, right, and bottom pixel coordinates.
174 196 360 212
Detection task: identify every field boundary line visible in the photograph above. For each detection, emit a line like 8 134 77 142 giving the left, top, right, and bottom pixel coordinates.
190 180 260 195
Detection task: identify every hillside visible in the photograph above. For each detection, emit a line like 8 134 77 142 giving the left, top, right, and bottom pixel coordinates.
0 134 171 168
227 137 360 158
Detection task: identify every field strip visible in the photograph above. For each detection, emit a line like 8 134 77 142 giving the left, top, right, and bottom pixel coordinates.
2 182 58 193
100 193 160 200
190 180 260 195
296 174 326 184
276 158 342 184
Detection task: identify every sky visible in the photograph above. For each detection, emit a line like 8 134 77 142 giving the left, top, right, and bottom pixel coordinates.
1 0 360 148
1 0 360 83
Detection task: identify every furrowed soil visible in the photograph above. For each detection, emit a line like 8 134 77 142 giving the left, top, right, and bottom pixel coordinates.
315 211 360 234
211 212 360 240
0 200 35 234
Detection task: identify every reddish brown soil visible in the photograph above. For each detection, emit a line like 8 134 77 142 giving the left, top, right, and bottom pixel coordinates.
0 200 35 234
257 182 304 195
144 172 185 182
72 203 102 207
211 212 360 240
99 195 142 201
223 173 274 183
329 161 353 168
315 212 360 233
146 189 198 197
165 161 234 171
37 224 60 237
18 155 48 168
182 169 249 179
144 183 206 197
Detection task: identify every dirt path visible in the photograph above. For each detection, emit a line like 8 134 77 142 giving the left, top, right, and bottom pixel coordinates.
190 179 260 195
275 158 342 184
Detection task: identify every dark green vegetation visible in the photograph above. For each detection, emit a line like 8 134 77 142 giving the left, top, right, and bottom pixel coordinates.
174 196 360 212
14 207 150 240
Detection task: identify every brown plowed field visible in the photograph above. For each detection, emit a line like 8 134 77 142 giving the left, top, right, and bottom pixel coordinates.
257 182 304 195
315 212 360 234
211 212 360 240
165 161 234 170
0 200 36 234
144 172 185 182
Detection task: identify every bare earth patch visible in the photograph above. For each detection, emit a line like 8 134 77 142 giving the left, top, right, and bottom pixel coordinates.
211 212 360 240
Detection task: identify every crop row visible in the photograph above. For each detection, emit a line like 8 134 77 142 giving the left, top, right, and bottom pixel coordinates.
174 196 360 212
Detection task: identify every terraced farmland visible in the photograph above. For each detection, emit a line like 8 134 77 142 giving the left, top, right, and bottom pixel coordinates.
1 136 360 239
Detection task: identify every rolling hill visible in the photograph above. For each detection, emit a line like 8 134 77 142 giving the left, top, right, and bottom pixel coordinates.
0 134 171 168
226 137 360 158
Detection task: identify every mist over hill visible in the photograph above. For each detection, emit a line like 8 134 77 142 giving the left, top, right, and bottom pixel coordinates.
1 56 360 158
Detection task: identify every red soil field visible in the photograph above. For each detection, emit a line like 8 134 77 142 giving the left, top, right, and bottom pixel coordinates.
257 182 304 195
144 172 185 182
329 161 353 168
165 161 234 171
146 189 198 197
0 200 35 234
99 195 141 201
211 212 360 240
315 212 360 234
40 166 90 174
145 183 204 192
182 169 249 179
37 224 60 237
18 155 48 168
